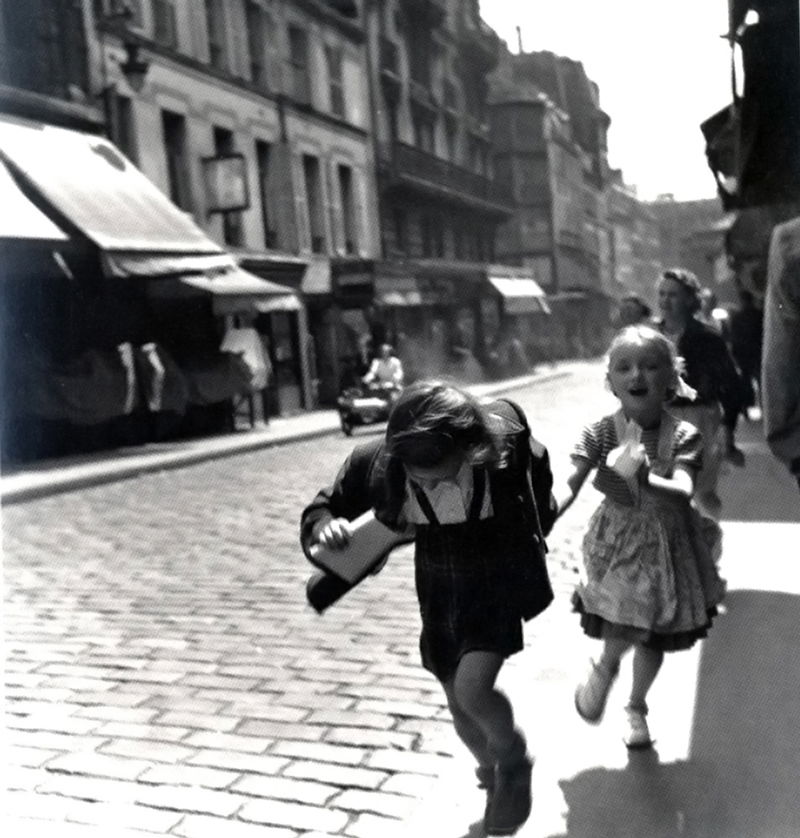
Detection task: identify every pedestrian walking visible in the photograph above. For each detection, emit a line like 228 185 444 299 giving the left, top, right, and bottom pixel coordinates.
300 380 558 835
730 289 764 419
614 294 653 328
655 268 747 519
761 216 800 492
557 325 726 749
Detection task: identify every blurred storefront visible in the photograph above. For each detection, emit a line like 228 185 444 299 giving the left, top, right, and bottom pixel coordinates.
0 114 307 463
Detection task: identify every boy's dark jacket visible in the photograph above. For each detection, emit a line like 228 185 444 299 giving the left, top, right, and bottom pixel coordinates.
300 398 557 620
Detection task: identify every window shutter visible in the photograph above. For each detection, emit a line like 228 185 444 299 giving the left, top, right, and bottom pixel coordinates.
291 151 311 252
352 168 368 257
229 0 248 79
328 160 345 255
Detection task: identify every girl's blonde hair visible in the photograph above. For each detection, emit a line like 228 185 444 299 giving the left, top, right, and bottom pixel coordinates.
606 325 683 401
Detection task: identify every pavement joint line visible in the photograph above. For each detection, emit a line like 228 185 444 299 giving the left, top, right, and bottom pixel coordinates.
0 369 571 505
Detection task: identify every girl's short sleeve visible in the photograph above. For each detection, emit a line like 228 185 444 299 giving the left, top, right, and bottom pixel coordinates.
572 419 604 466
674 421 703 471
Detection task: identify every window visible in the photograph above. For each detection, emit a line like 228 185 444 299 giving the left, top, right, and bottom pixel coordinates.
326 45 345 118
393 208 407 253
303 154 326 253
214 127 243 246
413 116 435 154
153 0 177 48
246 1 268 88
2 0 89 97
338 164 357 254
444 116 457 162
256 140 278 249
162 110 193 212
110 94 137 164
288 25 310 104
454 225 466 260
420 215 432 257
93 0 143 27
431 216 444 258
205 0 228 71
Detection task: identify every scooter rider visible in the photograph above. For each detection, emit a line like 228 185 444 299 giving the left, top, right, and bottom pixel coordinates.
363 343 404 395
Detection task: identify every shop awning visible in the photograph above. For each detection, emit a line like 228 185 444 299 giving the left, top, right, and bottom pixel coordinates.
0 159 69 241
0 115 222 255
488 275 551 315
146 266 302 316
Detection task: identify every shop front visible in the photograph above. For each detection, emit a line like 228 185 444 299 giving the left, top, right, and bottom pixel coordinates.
235 250 314 416
484 265 552 374
0 114 303 462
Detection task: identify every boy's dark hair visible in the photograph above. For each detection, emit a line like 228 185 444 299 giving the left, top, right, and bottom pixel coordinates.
386 381 502 468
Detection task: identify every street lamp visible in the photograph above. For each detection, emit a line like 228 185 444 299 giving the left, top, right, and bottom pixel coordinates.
98 2 151 94
97 3 151 141
118 41 149 93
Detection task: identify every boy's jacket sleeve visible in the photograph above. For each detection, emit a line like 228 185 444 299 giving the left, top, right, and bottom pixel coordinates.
299 440 381 557
529 436 557 537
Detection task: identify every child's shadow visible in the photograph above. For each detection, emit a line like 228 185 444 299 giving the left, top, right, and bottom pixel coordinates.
552 589 800 838
555 749 723 838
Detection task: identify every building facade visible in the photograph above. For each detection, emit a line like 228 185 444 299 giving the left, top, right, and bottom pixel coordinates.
362 0 548 382
489 47 615 357
89 0 384 409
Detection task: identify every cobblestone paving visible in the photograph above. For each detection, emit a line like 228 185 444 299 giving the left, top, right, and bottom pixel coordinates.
3 362 610 837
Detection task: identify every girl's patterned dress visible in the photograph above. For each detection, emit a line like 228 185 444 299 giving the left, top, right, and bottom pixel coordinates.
572 409 726 651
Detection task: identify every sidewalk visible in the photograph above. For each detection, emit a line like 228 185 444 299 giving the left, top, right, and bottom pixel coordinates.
0 368 570 506
400 417 800 837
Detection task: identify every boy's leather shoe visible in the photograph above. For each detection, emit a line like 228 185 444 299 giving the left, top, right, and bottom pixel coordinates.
475 764 496 826
484 756 532 835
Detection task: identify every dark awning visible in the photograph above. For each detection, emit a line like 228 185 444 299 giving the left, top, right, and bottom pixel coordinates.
0 114 221 255
146 265 302 316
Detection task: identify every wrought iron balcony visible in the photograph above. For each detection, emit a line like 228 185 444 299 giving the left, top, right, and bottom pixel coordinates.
381 141 512 214
409 79 438 113
379 36 400 97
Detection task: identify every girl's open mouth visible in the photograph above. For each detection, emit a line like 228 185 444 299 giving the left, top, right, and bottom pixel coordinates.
629 387 648 396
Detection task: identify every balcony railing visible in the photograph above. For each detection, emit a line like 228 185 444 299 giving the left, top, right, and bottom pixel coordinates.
380 36 399 77
384 141 512 211
409 79 437 113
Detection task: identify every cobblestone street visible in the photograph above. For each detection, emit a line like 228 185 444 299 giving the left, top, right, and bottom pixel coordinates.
5 361 799 838
3 365 601 838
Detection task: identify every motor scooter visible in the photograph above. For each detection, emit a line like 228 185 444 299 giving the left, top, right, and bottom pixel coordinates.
336 382 401 436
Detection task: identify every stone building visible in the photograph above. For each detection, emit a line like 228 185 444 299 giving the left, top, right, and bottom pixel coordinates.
90 0 384 410
489 46 615 358
362 0 548 382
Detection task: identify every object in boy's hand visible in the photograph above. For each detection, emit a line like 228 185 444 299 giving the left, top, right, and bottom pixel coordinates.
305 511 410 613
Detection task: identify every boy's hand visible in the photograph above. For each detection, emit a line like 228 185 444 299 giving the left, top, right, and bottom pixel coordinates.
314 518 353 550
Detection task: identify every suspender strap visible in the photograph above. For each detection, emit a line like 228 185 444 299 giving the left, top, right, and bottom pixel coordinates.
409 466 486 526
410 480 439 525
468 468 486 522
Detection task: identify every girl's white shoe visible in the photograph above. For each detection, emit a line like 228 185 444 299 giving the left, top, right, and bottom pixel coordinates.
623 704 653 749
574 659 619 723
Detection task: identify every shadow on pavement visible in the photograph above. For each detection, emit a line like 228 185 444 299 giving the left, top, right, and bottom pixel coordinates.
550 589 800 838
720 421 800 522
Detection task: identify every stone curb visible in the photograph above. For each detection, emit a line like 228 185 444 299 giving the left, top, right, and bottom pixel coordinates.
0 369 570 505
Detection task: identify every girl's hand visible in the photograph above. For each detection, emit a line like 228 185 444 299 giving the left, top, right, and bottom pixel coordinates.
314 518 353 550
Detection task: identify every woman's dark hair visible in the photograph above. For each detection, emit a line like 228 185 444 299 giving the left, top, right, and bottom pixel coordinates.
386 381 502 468
658 268 702 313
